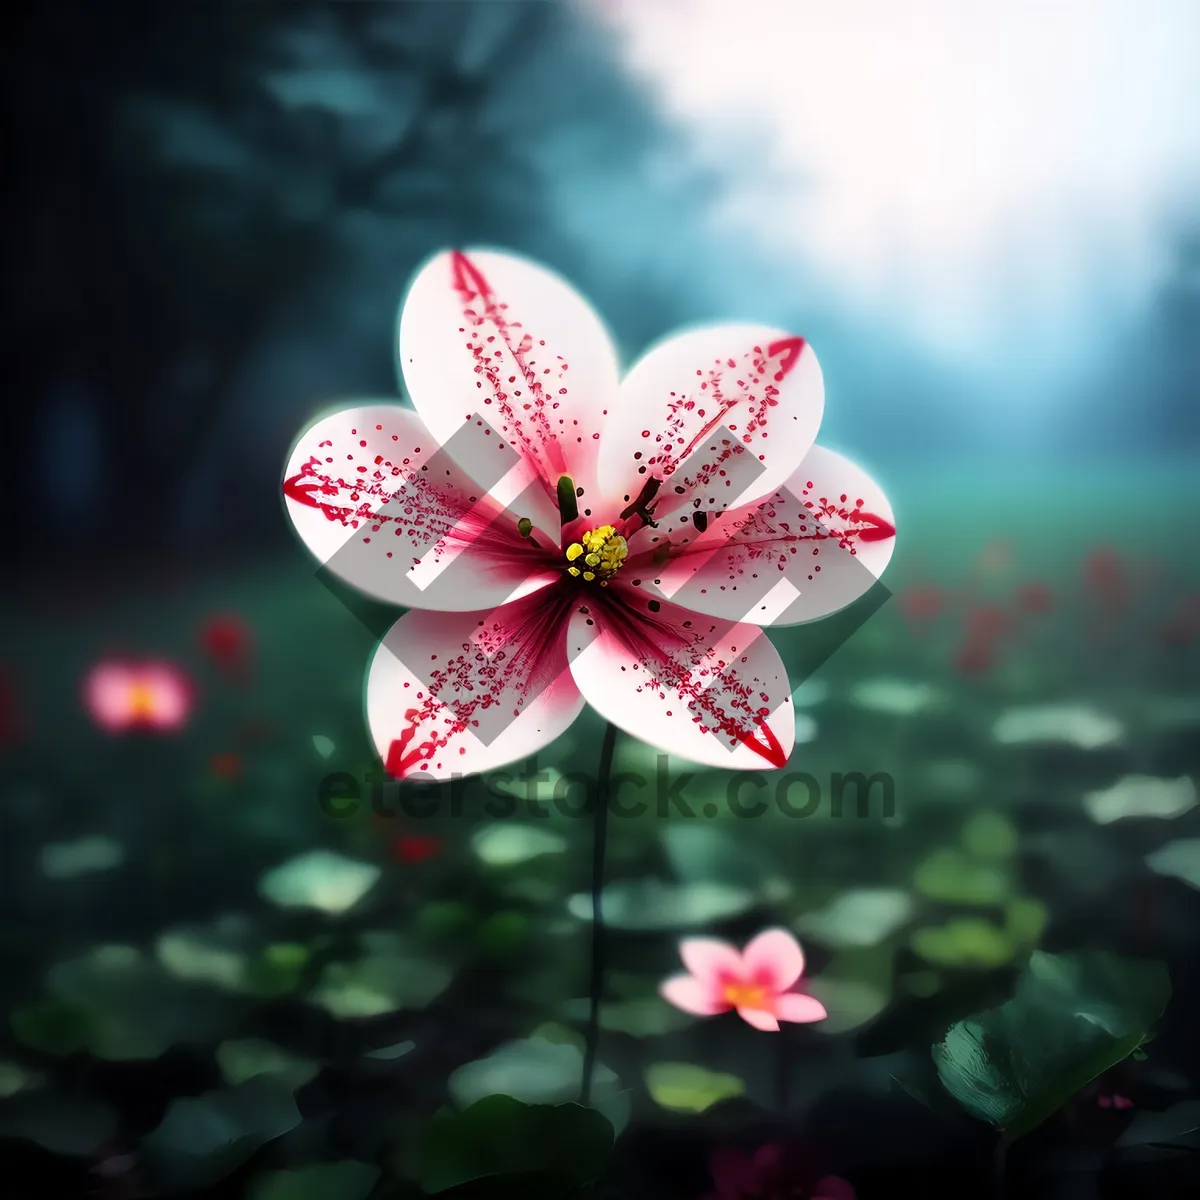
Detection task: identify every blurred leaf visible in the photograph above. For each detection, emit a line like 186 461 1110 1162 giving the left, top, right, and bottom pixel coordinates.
1145 839 1200 889
567 879 753 929
930 950 1171 1138
10 998 95 1056
1083 775 1196 825
660 825 767 889
471 824 566 866
140 1076 303 1193
476 911 530 957
0 1090 117 1155
599 997 694 1037
1113 1100 1200 1162
245 943 310 998
911 919 1014 967
416 900 475 941
807 946 896 1033
449 1039 628 1134
1003 898 1048 947
311 931 452 1017
0 1061 36 1099
249 1163 378 1200
258 850 381 914
216 1038 319 1088
34 944 234 1060
644 1062 745 1113
796 888 914 948
961 812 1018 860
418 1096 613 1194
914 849 1010 905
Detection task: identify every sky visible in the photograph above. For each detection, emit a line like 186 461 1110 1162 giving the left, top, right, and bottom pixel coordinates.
599 0 1200 382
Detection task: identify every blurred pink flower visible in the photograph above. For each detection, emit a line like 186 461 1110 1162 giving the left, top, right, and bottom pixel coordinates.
83 659 193 734
1096 1092 1134 1110
702 1143 855 1200
659 928 826 1031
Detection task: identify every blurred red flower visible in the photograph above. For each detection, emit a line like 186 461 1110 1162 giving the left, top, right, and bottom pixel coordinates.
391 833 444 864
209 753 243 780
1015 580 1054 613
897 585 944 625
198 613 255 682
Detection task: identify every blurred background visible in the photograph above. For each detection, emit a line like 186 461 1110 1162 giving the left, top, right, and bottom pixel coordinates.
2 1 1199 1196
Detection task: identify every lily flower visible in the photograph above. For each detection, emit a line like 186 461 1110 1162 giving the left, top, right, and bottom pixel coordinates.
283 249 895 779
659 928 826 1031
83 659 193 734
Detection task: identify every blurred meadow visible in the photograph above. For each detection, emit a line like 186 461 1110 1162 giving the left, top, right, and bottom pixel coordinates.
2 1 1200 1197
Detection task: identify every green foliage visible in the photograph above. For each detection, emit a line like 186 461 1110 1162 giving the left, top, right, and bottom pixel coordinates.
644 1062 746 1113
139 1076 303 1193
929 950 1171 1138
418 1096 613 1196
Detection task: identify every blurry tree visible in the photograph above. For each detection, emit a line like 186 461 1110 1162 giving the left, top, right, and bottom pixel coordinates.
3 0 720 560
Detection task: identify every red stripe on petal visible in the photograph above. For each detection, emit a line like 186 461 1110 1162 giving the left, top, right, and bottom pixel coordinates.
766 336 805 381
449 250 569 485
382 582 577 779
732 717 787 767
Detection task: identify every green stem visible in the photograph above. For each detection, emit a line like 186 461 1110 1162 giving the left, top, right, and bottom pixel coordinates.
992 1131 1010 1199
580 721 618 1106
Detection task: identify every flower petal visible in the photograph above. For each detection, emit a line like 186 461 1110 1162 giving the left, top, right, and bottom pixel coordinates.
737 1006 780 1031
84 663 136 732
398 249 621 504
741 928 805 990
659 974 730 1016
678 937 744 985
627 444 896 626
774 993 828 1024
597 324 823 527
566 594 794 770
813 1176 858 1200
366 587 583 781
283 403 559 610
708 1148 757 1195
141 662 193 731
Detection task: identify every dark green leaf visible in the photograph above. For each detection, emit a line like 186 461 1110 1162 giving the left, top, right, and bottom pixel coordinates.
139 1075 303 1193
418 1096 613 1194
931 951 1170 1139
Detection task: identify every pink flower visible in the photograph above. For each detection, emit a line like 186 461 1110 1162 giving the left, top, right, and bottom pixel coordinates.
282 249 895 779
659 928 826 1031
702 1142 855 1200
83 659 193 734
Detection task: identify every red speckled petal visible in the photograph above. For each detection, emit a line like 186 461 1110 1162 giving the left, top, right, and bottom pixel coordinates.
283 403 559 610
625 444 896 626
597 324 824 528
566 593 794 770
398 249 621 506
366 586 583 781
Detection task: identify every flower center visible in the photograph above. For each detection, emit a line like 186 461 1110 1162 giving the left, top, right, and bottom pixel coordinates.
127 683 156 718
722 981 768 1009
564 525 628 584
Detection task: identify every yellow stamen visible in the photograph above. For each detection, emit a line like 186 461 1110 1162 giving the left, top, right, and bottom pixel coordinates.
562 525 627 584
128 683 156 719
723 982 768 1009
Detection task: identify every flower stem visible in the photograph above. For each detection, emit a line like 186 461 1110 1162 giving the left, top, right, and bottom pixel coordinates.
580 720 618 1107
992 1131 1010 1199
